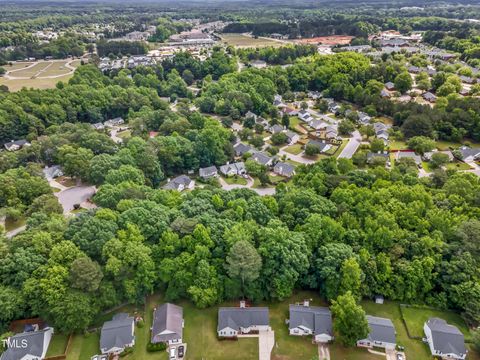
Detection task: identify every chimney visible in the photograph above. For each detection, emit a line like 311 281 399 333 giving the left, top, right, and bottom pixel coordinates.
240 300 246 308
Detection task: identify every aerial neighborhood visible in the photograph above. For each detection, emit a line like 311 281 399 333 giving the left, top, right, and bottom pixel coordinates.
1 0 480 360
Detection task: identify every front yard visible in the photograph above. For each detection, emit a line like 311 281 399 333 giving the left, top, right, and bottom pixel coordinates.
222 176 248 185
284 144 303 155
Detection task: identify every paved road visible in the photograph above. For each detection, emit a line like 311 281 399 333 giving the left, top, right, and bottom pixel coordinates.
318 344 331 360
258 330 275 360
337 130 361 159
55 186 96 214
6 225 26 239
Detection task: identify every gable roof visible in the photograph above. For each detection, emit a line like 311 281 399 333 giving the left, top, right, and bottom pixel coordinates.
366 315 396 344
234 143 252 156
152 303 183 343
218 307 269 331
273 162 295 177
251 152 272 165
163 175 193 190
199 166 218 178
289 305 333 336
220 162 246 175
4 139 29 151
308 139 330 152
426 318 466 357
100 313 134 353
458 146 480 160
0 328 52 360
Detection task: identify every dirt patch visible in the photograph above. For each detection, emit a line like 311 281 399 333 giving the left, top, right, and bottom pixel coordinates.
296 35 354 46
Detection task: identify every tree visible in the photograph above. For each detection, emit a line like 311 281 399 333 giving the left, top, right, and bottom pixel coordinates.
305 144 320 157
331 291 369 346
70 257 103 292
407 136 436 155
271 132 288 145
226 240 262 297
370 139 385 153
282 114 290 128
339 258 363 300
430 153 450 169
339 120 355 135
394 72 413 94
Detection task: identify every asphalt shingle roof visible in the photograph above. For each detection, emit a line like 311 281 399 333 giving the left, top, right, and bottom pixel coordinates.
100 313 134 353
426 318 466 357
152 303 183 343
218 307 269 331
289 305 333 336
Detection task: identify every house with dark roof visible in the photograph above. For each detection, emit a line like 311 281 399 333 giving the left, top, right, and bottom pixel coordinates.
0 327 53 360
273 162 295 177
288 304 333 343
199 166 218 179
4 139 30 152
269 124 284 134
408 65 421 74
424 318 467 359
381 89 391 98
245 111 258 121
285 131 300 145
396 151 422 166
220 162 246 176
460 75 475 84
151 303 183 345
104 117 125 128
234 143 252 157
358 112 372 126
307 139 331 153
251 152 273 166
457 146 480 162
385 82 395 91
367 152 390 166
163 175 195 191
423 92 437 103
357 316 396 350
217 305 270 338
100 313 135 355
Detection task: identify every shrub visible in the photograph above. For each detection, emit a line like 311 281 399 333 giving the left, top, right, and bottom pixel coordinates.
147 342 167 352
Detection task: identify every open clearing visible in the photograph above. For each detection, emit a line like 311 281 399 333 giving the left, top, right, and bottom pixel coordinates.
220 33 287 48
0 59 81 91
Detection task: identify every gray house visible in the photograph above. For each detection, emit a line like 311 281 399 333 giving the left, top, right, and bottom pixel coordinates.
217 305 270 338
234 143 252 157
0 327 54 360
220 162 246 176
357 316 396 350
163 175 195 192
100 313 135 355
251 152 273 166
424 318 467 360
4 139 30 152
199 166 218 179
288 304 333 343
457 146 480 162
273 162 295 177
151 303 183 345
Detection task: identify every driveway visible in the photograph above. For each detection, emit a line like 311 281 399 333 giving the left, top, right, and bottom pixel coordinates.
278 148 316 164
318 343 330 360
337 130 361 159
258 330 274 360
55 186 96 214
218 176 275 196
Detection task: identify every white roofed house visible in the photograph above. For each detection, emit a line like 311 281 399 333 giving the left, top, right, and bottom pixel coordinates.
424 318 467 360
151 303 184 345
220 162 246 176
357 316 396 350
288 303 333 343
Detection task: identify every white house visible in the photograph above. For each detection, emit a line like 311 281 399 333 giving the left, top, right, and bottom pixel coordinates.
163 175 195 192
357 316 396 350
217 304 270 338
424 318 467 360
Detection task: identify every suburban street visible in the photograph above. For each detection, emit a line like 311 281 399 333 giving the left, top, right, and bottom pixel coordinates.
337 130 361 159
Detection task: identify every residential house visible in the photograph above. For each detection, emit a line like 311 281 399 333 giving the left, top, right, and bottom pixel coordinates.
457 146 480 162
104 117 125 128
4 139 30 152
385 82 395 91
423 92 437 103
163 175 195 191
358 112 372 125
460 75 475 84
308 91 322 99
220 162 246 176
408 65 421 74
357 316 396 350
100 313 135 355
282 107 299 116
199 166 218 179
288 303 333 343
273 162 295 177
217 304 270 338
269 124 284 134
91 356 108 360
325 125 338 139
373 122 390 144
396 151 422 166
245 111 258 121
91 122 105 130
285 130 300 145
380 89 391 98
424 318 467 360
460 88 470 96
309 119 328 131
423 150 454 162
367 152 390 166
298 110 311 121
250 60 267 69
151 303 183 345
256 117 269 128
251 152 273 166
0 327 54 360
307 139 331 153
233 143 252 157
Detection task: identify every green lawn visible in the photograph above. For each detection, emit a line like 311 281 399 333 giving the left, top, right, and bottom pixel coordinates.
268 174 285 184
446 161 472 171
46 334 69 356
66 332 100 360
388 140 408 151
222 176 248 185
4 216 26 232
330 343 383 360
117 130 132 139
361 301 431 360
284 144 303 155
401 305 472 341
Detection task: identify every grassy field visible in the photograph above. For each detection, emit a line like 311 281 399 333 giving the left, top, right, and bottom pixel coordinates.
42 61 73 76
4 216 26 232
0 74 74 91
66 332 100 360
401 305 472 340
12 62 51 77
117 129 132 139
388 140 408 151
284 144 303 155
330 343 383 360
446 161 472 171
45 334 69 356
220 33 285 48
2 62 34 71
223 176 248 185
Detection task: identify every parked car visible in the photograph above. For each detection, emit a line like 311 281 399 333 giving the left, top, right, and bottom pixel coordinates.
169 347 176 360
178 345 185 358
396 353 404 360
